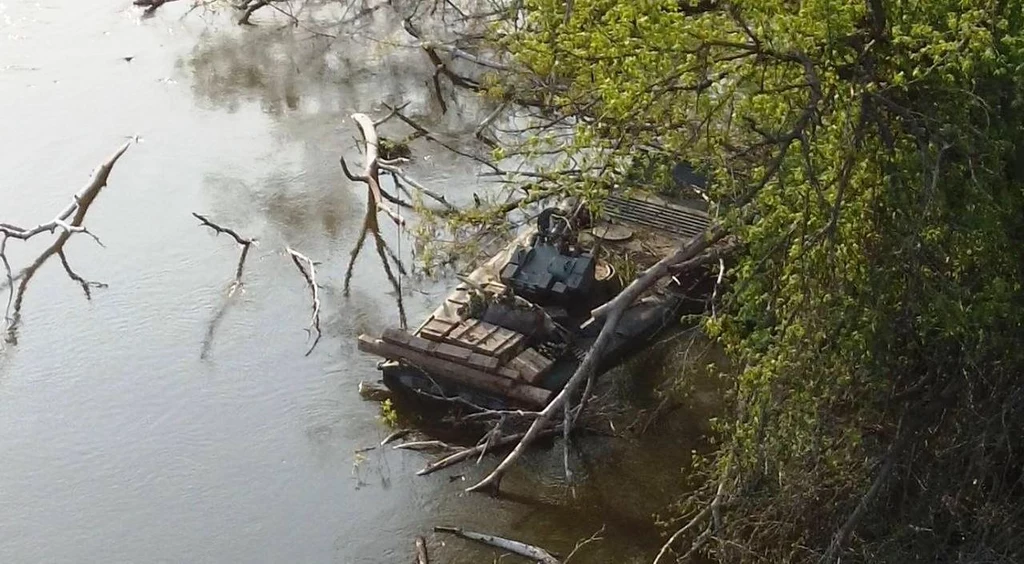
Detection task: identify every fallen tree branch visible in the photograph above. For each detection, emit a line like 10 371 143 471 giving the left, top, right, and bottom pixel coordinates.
564 526 605 563
193 213 257 359
417 427 559 476
651 489 716 560
133 0 180 16
433 526 561 564
287 247 322 356
237 0 270 25
1 141 132 341
343 113 409 329
415 536 430 564
0 237 12 322
193 212 256 294
351 113 406 227
380 428 412 446
393 440 455 451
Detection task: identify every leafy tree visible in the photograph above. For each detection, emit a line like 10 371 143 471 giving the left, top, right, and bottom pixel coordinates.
493 0 1024 561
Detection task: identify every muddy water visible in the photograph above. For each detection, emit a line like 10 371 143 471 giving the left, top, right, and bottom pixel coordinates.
0 2 713 562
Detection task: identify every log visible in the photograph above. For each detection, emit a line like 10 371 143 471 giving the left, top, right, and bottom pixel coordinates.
392 440 453 452
434 527 560 564
415 536 429 564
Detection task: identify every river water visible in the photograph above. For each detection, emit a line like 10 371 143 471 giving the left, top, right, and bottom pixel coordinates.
0 2 714 562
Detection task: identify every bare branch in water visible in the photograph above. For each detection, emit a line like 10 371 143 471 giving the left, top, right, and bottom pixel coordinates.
343 113 410 329
287 247 323 356
1 140 132 343
193 212 258 359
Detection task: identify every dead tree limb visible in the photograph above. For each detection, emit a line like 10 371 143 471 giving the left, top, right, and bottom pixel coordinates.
237 0 270 25
351 113 406 227
287 247 322 356
193 212 257 294
372 229 409 328
380 428 412 447
433 527 561 564
0 237 13 322
342 113 409 329
416 427 558 476
133 0 180 16
343 205 372 297
193 213 257 359
415 536 430 564
402 17 510 71
1 141 131 341
393 440 455 452
564 526 605 563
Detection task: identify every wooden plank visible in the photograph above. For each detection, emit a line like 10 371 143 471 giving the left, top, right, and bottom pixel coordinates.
358 335 551 408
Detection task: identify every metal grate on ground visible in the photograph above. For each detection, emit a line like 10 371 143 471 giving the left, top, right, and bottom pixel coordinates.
602 195 710 240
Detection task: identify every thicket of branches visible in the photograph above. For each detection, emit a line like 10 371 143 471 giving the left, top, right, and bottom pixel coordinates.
481 0 1024 562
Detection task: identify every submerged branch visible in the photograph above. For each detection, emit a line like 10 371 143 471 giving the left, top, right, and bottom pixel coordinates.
433 526 561 564
287 247 323 356
1 140 132 342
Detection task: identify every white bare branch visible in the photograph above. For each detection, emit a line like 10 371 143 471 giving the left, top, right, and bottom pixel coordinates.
287 247 322 356
1 140 132 341
351 113 406 227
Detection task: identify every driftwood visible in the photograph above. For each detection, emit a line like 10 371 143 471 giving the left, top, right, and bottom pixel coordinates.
434 526 560 564
193 213 256 295
192 213 257 359
1 141 132 342
286 247 322 356
342 113 408 329
380 428 412 447
392 440 454 452
417 427 559 476
415 536 430 564
346 113 405 226
192 215 328 357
